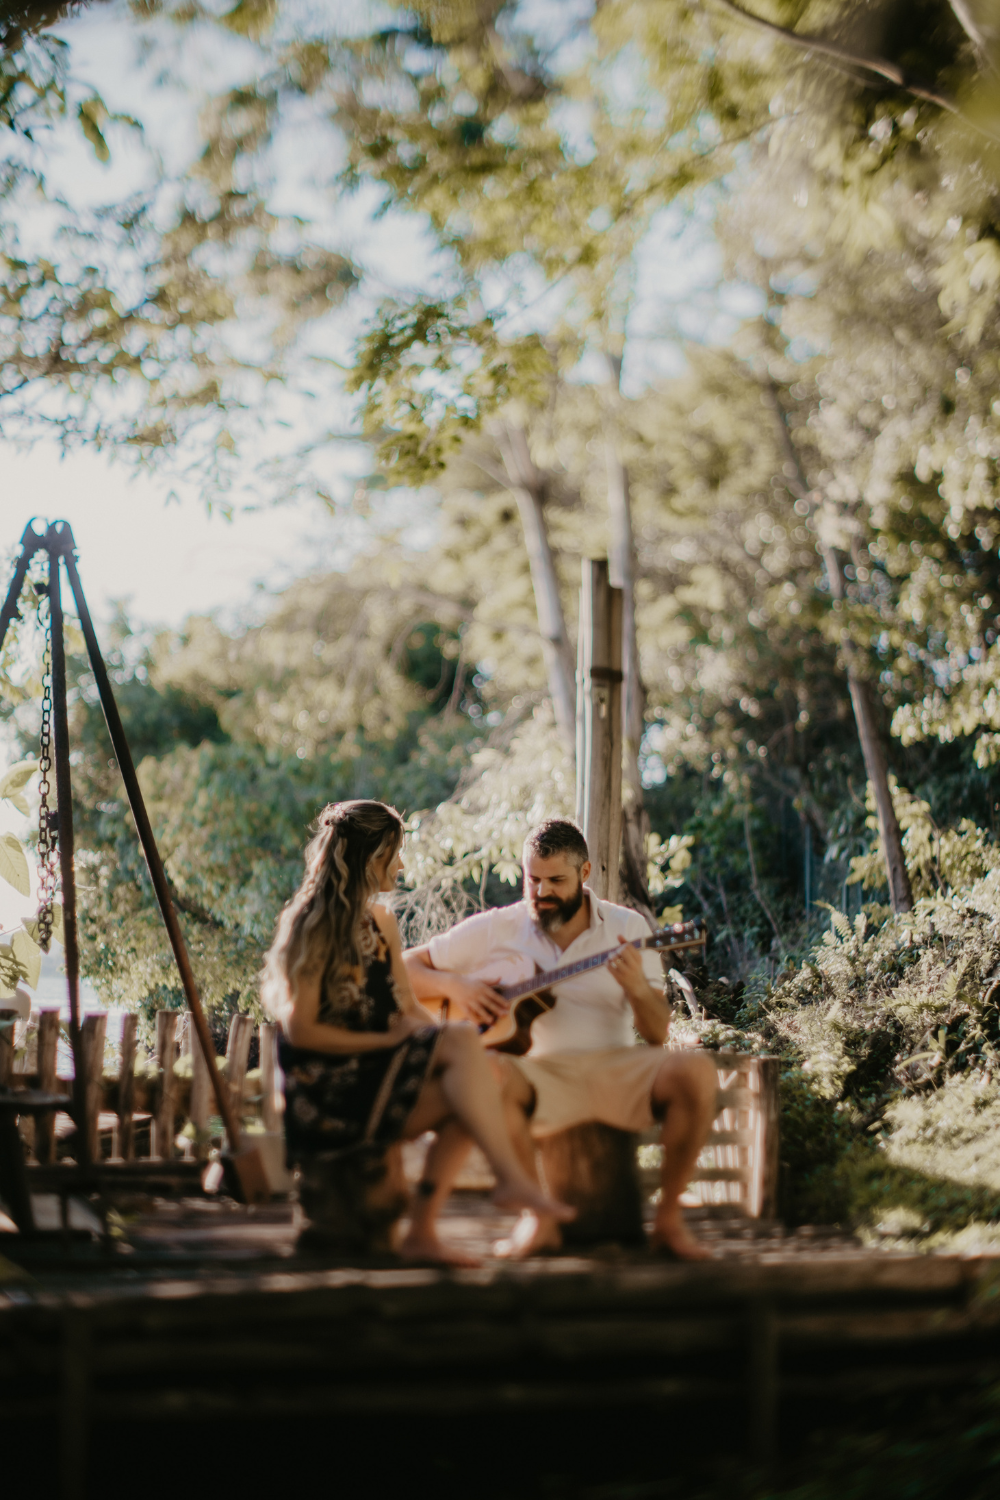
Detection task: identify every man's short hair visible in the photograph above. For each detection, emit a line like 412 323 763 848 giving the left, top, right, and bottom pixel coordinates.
523 818 589 869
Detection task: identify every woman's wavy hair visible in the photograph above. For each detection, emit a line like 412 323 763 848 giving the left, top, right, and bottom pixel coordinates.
261 800 404 1021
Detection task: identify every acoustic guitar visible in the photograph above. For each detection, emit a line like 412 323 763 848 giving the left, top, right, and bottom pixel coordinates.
433 919 707 1056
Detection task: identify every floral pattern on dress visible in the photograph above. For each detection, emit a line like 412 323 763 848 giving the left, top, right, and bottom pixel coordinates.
279 908 439 1163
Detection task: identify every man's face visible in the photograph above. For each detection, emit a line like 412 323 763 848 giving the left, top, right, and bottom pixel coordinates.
524 851 590 933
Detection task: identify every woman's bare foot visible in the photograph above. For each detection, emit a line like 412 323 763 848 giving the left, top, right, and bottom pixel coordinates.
399 1230 481 1268
492 1177 576 1223
493 1210 563 1260
650 1210 713 1261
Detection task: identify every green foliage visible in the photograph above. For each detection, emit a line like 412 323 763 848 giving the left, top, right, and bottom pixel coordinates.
51 584 488 1026
0 755 57 999
730 820 1000 1236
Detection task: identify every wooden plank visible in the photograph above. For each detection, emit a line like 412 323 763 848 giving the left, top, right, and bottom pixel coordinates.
708 1129 756 1146
747 1300 778 1466
259 1023 280 1133
117 1013 137 1161
716 1087 755 1111
153 1011 178 1161
690 1167 752 1183
225 1013 253 1119
80 1012 108 1164
34 1009 60 1165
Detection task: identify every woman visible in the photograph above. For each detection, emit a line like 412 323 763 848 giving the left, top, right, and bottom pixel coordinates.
262 799 572 1261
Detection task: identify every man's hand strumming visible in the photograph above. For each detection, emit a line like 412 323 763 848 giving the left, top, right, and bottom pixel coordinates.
444 976 509 1027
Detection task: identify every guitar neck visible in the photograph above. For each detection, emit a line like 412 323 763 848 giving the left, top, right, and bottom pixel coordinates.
498 931 704 1004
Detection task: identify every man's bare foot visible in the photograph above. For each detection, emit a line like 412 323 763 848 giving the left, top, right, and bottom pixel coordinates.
650 1211 713 1261
493 1210 563 1260
492 1177 576 1223
399 1231 481 1268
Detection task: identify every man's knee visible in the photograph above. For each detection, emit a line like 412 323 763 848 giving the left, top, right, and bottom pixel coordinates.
488 1055 536 1118
654 1050 718 1109
685 1050 720 1100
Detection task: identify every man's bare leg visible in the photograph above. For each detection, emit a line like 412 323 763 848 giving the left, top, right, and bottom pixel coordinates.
399 1121 480 1267
492 1058 563 1259
650 1051 718 1260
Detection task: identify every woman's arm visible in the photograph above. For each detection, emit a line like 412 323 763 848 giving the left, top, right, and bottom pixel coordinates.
283 965 408 1054
372 904 437 1024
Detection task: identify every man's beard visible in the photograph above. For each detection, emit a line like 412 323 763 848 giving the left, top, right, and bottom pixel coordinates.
529 878 584 934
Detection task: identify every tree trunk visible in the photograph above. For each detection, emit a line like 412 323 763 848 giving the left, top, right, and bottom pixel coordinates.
762 380 913 915
818 541 913 914
604 358 652 919
496 423 577 754
846 671 913 913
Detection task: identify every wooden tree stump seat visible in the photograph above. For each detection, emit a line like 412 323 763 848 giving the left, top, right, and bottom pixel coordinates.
296 1143 410 1255
539 1122 645 1246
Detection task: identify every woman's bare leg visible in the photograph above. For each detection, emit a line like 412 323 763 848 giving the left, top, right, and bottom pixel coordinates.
404 1026 574 1222
399 1121 479 1266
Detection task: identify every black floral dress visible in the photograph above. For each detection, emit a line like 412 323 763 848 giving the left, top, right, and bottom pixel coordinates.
279 910 440 1164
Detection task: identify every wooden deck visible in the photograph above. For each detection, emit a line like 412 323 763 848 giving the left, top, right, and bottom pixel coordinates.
2 1194 1000 1498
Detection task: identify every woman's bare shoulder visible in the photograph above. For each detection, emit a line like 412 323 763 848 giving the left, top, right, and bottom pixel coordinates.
370 901 400 939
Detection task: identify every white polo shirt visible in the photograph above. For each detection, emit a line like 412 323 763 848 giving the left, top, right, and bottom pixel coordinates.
426 889 662 1056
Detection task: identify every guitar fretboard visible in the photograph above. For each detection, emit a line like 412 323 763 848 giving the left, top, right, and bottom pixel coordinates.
496 928 705 1004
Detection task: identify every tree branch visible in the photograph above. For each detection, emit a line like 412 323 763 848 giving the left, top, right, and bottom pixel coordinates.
705 0 993 130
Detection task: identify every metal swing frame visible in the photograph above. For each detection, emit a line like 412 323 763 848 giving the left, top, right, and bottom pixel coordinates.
0 519 265 1231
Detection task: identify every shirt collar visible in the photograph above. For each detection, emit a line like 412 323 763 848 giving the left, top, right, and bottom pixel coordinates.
582 886 605 933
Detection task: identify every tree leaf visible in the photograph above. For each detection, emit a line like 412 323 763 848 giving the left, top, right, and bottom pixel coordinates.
77 97 110 163
0 760 36 799
11 928 40 989
0 834 29 896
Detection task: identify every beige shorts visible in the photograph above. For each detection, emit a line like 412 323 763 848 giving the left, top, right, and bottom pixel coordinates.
511 1046 666 1137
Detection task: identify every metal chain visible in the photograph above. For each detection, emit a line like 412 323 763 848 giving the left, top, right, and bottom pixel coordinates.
36 599 59 953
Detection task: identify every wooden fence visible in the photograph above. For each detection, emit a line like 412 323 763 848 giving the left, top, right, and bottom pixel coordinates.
1 1007 281 1167
2 1010 778 1218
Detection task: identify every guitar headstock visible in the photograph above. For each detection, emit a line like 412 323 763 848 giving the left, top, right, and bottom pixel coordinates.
648 919 707 951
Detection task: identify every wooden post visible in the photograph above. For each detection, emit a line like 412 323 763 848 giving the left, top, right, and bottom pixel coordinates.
260 1022 280 1133
0 1008 13 1087
153 1011 178 1161
753 1056 781 1220
225 1013 253 1122
575 559 623 900
79 1012 107 1164
117 1013 137 1162
189 1024 213 1157
35 1008 60 1165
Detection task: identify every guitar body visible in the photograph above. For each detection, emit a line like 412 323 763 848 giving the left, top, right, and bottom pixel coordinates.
481 988 556 1055
421 919 706 1056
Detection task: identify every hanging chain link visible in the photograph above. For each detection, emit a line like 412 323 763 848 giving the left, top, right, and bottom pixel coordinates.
36 598 59 954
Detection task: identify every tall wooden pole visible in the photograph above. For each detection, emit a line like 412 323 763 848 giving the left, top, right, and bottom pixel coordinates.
46 528 89 1160
575 560 623 900
61 539 248 1158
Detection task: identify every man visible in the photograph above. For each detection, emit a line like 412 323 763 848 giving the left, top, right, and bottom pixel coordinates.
403 818 718 1261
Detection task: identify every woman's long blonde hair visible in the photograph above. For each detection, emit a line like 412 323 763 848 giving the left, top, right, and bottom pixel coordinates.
261 799 404 1021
